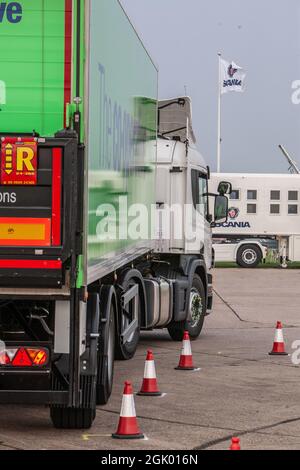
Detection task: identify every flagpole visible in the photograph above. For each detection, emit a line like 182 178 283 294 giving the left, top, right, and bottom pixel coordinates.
217 52 222 173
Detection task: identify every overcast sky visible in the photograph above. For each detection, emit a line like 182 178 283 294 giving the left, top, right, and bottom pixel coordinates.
120 0 300 173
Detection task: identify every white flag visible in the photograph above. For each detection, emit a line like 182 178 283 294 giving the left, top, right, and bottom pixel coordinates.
220 59 246 95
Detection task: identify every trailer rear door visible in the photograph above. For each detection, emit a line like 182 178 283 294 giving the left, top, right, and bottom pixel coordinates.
0 136 78 289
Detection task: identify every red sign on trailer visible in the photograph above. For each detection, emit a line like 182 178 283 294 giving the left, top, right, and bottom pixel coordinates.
0 138 38 186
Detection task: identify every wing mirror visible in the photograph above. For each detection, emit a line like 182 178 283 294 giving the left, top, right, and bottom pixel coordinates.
213 194 229 225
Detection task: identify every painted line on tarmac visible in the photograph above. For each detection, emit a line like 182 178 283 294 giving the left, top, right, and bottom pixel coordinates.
0 441 23 450
193 415 300 450
82 433 112 441
136 344 295 369
213 289 245 322
214 289 299 329
97 408 241 434
203 350 296 369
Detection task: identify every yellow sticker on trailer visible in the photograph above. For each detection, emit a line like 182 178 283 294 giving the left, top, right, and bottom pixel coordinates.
0 218 51 246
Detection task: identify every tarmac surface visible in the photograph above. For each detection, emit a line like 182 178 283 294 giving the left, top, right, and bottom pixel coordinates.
1 268 300 451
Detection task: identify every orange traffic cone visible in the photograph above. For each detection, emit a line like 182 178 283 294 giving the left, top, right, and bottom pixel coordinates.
112 381 144 440
175 331 196 370
138 350 162 396
269 321 288 356
230 437 241 450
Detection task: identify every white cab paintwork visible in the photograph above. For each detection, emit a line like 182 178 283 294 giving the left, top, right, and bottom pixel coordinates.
155 97 212 269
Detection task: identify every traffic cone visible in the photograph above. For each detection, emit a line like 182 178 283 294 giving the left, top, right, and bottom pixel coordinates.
138 350 162 396
230 437 241 450
175 331 196 370
269 321 288 356
112 381 144 440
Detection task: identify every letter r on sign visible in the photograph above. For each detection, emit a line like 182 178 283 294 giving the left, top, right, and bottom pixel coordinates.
16 147 35 172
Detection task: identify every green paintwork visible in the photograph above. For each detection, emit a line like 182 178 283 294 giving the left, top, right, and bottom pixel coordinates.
71 0 85 142
0 0 67 136
0 0 158 287
86 0 158 279
76 254 84 289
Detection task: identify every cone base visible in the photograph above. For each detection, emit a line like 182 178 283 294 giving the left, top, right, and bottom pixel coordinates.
112 433 145 440
175 366 196 371
137 391 162 397
269 351 288 356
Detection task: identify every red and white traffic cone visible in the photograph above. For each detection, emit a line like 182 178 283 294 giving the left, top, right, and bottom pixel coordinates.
138 350 162 396
175 331 196 370
112 381 144 440
229 437 241 450
269 321 288 356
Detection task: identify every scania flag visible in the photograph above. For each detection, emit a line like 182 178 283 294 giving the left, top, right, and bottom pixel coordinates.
220 59 246 94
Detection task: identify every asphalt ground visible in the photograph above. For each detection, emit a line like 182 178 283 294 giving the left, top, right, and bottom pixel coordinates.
0 268 300 450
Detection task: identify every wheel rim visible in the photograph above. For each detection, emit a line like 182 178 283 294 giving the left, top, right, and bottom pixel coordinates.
189 288 203 327
122 314 135 343
121 282 137 343
107 312 114 385
242 249 257 265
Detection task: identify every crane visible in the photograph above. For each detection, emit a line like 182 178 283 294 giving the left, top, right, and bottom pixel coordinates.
278 145 300 174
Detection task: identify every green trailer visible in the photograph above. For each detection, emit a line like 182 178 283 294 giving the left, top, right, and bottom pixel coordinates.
0 0 225 429
0 0 157 279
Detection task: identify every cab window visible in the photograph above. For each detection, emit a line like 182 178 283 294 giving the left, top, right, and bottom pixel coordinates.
191 169 209 218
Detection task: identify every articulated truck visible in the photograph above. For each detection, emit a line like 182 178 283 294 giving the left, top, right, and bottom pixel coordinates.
0 0 229 429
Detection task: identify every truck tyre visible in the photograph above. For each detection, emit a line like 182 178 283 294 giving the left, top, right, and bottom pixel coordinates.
96 299 116 405
168 274 206 341
115 270 143 360
50 377 96 430
237 244 262 268
50 406 95 430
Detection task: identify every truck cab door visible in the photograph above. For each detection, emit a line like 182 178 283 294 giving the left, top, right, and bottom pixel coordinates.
186 169 212 268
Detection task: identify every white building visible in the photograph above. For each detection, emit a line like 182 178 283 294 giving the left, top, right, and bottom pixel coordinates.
211 173 300 267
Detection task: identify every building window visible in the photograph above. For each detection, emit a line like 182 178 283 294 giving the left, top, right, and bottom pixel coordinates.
247 203 257 214
288 204 298 215
288 191 298 201
247 190 257 200
230 190 240 200
270 190 280 201
270 204 280 215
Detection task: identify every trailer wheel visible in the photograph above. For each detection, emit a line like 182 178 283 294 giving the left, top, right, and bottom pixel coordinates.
168 274 206 341
50 376 96 430
50 406 95 430
96 289 116 405
237 244 262 268
115 270 143 360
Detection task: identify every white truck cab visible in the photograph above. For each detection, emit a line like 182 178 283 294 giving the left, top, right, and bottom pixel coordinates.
156 136 213 269
154 98 231 318
155 98 228 270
